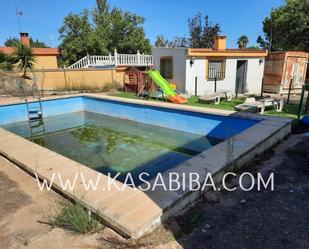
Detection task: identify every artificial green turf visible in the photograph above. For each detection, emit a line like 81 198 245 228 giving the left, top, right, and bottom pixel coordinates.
111 92 298 119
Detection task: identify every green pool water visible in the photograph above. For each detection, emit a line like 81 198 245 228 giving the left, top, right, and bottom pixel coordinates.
4 112 222 184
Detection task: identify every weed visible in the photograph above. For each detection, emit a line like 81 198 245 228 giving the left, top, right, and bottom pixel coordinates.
50 202 101 234
54 81 122 93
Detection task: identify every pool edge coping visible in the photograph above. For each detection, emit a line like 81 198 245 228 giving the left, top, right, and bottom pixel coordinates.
0 93 292 238
0 93 291 123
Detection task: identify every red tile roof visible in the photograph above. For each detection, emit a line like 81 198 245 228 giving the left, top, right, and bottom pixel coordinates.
0 46 61 56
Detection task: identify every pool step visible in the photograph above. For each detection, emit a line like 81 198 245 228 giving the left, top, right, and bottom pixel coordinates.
29 121 44 128
28 110 46 142
25 92 44 123
29 109 41 114
31 129 45 136
28 109 43 122
29 116 42 122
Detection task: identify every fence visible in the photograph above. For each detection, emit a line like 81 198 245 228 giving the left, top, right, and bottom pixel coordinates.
0 68 126 95
69 50 153 69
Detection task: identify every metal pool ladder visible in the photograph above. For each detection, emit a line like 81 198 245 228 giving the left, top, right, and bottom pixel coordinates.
25 96 43 122
25 83 44 122
28 119 46 146
24 83 46 144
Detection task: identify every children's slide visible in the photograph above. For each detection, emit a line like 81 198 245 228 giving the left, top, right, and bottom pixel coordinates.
148 70 187 104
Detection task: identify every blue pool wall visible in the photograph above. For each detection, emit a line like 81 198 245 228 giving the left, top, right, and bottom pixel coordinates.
3 112 86 138
0 97 84 125
0 96 259 140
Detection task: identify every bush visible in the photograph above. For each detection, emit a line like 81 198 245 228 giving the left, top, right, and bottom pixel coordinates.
50 202 101 234
54 81 122 93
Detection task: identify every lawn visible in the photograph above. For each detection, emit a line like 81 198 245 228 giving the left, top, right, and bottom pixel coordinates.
110 92 299 119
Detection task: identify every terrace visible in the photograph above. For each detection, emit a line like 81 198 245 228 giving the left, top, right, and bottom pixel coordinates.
68 51 154 69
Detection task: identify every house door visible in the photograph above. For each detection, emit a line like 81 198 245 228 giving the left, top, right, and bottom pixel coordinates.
235 60 248 94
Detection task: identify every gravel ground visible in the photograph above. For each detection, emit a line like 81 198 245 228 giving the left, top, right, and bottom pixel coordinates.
174 133 309 249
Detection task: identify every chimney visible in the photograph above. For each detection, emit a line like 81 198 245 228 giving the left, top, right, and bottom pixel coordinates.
20 32 30 47
214 35 226 50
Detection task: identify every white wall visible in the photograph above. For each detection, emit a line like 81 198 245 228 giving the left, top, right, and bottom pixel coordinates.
185 57 265 95
152 47 187 92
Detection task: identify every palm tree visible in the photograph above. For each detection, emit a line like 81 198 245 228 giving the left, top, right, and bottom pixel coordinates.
12 42 36 79
237 35 249 49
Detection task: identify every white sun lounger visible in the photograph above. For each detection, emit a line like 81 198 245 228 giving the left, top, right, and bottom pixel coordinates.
198 90 232 105
235 97 284 114
198 92 221 104
219 90 233 102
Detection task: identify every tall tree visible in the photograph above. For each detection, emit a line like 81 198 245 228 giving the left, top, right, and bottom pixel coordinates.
106 8 151 53
154 35 169 47
93 0 110 27
59 10 99 65
168 36 189 48
154 35 188 48
31 39 49 48
203 16 221 48
12 42 36 79
59 1 151 66
188 12 203 48
4 37 49 48
188 13 221 48
256 35 269 50
257 0 309 51
93 0 112 58
237 35 249 49
96 0 109 16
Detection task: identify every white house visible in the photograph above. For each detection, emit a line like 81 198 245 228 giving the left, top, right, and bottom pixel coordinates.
152 36 268 95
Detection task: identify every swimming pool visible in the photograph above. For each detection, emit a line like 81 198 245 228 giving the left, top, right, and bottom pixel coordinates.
0 96 258 136
1 96 258 184
0 95 291 238
3 111 222 184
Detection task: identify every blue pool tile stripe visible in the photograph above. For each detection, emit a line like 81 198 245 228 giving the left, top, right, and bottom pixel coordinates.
0 97 84 125
0 96 259 140
83 96 258 139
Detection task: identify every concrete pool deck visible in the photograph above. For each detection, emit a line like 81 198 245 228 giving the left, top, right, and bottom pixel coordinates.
0 94 292 238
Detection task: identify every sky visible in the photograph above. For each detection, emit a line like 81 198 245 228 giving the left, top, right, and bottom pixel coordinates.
0 0 284 48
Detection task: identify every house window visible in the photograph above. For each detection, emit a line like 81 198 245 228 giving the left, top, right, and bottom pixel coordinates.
207 60 226 80
160 57 173 79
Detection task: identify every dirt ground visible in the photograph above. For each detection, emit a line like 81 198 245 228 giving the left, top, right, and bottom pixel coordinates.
1 129 309 248
0 156 101 249
173 132 309 249
0 154 177 249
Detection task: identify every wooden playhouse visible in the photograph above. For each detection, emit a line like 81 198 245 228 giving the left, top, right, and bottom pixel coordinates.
263 51 308 95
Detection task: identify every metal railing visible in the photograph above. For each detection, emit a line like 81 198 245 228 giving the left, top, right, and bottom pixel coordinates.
208 68 225 80
68 50 153 69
